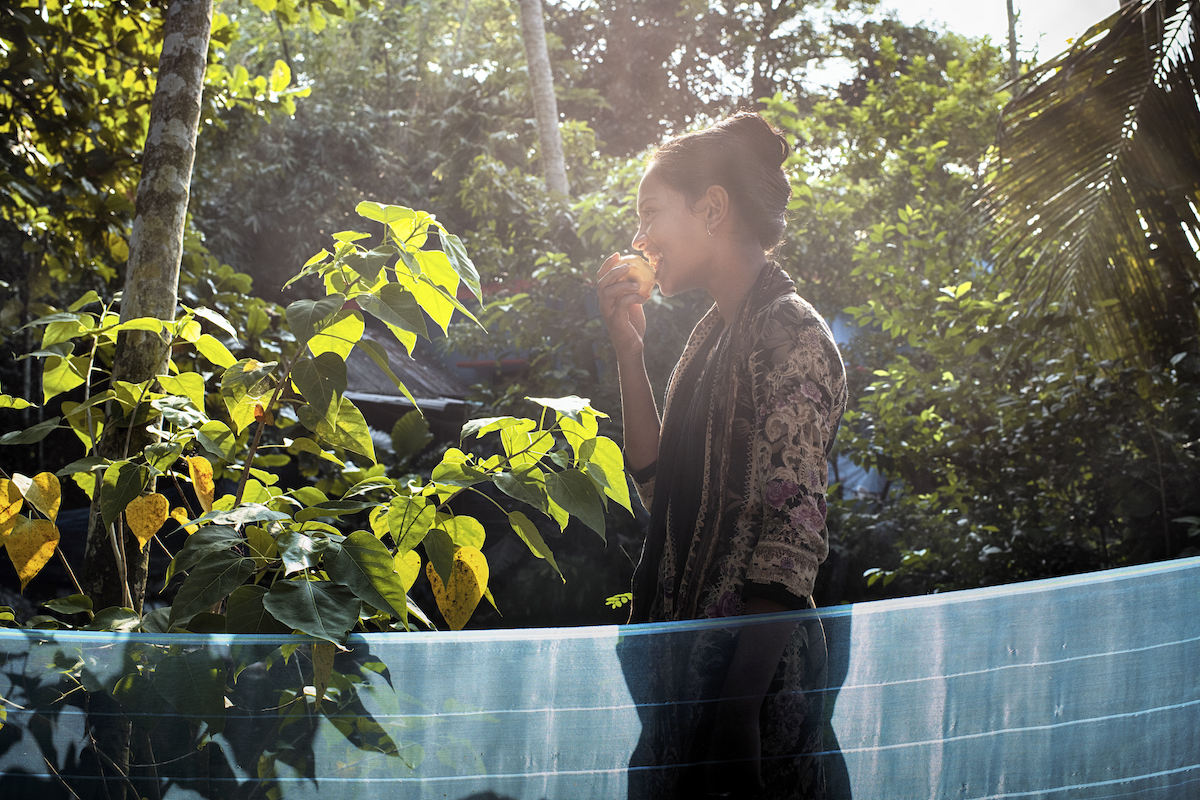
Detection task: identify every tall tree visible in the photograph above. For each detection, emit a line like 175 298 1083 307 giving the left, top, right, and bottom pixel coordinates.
977 0 1200 364
516 0 569 195
82 0 213 611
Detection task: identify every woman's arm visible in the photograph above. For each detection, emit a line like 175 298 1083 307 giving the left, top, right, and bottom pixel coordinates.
596 253 660 471
705 597 795 794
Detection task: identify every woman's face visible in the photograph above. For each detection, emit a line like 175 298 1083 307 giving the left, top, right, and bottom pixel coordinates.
632 163 711 297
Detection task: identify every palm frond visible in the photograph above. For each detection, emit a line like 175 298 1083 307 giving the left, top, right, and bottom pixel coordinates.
976 0 1200 363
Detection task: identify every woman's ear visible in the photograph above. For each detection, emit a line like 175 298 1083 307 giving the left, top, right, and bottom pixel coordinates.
701 184 730 233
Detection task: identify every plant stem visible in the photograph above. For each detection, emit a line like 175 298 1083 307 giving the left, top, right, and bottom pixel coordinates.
55 548 94 620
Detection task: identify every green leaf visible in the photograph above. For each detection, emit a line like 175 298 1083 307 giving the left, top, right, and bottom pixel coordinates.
507 511 562 579
101 461 148 526
528 395 602 422
43 594 94 614
439 231 482 301
546 469 606 540
584 436 632 512
0 394 34 410
355 338 421 407
501 423 553 469
308 310 364 360
460 416 525 440
196 503 291 527
356 201 417 226
226 585 291 634
422 527 456 586
355 283 429 339
294 499 374 522
391 410 432 465
262 580 360 644
42 354 86 403
325 531 409 620
166 526 243 588
388 496 436 553
159 372 207 413
286 294 345 345
144 442 184 473
298 396 376 462
168 551 255 627
431 448 486 488
277 530 326 574
219 358 277 433
153 649 227 732
55 455 109 477
291 352 347 427
196 420 238 462
195 334 237 368
344 245 395 283
438 515 485 549
0 417 61 445
492 465 549 513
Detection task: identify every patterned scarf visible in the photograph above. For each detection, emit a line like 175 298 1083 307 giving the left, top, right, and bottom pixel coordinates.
631 263 797 622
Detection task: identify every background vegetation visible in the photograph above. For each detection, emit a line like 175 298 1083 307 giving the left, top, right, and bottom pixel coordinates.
2 0 1197 625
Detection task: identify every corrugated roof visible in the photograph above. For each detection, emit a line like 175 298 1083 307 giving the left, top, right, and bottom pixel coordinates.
345 330 471 405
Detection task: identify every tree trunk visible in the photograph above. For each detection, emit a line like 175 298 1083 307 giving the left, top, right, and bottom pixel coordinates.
516 0 569 196
1006 0 1019 82
82 0 213 613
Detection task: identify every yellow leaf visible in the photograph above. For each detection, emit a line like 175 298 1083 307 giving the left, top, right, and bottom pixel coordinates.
426 546 488 631
312 641 335 711
22 472 62 522
0 479 22 536
170 507 198 535
4 516 59 591
126 493 169 552
187 456 215 513
394 549 421 593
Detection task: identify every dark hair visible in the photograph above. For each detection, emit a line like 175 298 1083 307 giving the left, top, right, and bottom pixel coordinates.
648 111 792 252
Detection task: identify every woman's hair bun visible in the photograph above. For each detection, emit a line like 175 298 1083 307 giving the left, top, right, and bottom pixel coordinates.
650 111 792 253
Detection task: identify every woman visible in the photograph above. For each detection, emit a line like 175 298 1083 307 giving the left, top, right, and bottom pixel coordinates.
597 112 847 798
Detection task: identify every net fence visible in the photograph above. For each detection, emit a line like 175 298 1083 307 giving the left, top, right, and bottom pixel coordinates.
2 556 1197 799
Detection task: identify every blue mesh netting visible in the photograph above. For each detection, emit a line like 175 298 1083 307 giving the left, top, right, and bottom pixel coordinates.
2 556 1197 799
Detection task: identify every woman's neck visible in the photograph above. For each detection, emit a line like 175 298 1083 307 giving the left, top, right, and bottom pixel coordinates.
707 240 769 320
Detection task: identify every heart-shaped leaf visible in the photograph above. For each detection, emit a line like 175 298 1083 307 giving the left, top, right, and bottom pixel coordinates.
4 517 60 590
126 493 169 552
426 546 488 631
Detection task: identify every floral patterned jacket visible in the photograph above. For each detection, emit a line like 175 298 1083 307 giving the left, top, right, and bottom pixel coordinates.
631 272 847 621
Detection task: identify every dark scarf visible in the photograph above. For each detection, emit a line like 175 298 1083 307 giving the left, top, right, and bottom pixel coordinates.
631 263 796 622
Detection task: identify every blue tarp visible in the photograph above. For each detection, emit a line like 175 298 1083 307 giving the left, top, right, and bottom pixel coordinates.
2 557 1197 799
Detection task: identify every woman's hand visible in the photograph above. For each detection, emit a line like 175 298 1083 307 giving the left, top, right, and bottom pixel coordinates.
596 252 648 356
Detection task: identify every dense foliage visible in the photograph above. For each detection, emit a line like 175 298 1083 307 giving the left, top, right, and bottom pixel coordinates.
2 0 1197 623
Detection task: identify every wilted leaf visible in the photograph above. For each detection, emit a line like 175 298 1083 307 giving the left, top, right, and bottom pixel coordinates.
426 546 488 631
170 507 198 535
126 493 169 552
0 479 23 535
188 456 215 513
4 517 60 590
311 641 336 710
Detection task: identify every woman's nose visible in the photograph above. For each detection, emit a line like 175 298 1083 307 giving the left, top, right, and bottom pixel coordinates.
631 227 648 253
